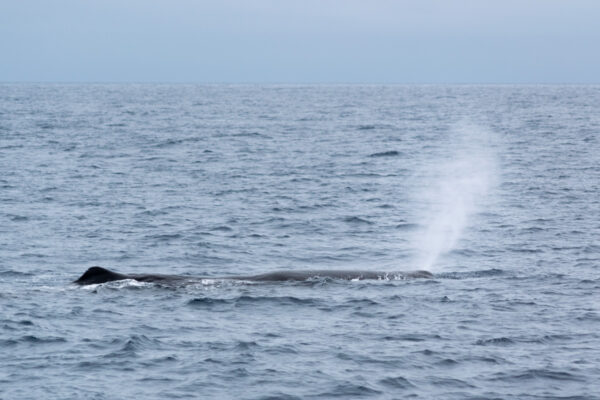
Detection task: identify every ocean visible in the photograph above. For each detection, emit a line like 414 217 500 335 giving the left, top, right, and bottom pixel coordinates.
1 84 599 399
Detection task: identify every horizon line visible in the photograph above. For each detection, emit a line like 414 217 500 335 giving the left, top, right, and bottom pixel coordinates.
2 81 600 86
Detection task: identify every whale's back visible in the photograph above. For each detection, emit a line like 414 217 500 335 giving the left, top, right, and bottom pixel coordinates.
74 266 128 285
74 267 433 285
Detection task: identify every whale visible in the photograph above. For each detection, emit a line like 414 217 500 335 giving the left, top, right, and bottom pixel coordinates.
74 266 433 286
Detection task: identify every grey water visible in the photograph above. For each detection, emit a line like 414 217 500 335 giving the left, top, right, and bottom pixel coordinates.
1 84 599 399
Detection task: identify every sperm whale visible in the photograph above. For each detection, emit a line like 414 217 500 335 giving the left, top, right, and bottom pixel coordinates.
74 266 433 285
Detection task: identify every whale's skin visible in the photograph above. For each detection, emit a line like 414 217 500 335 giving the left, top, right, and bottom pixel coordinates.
74 267 186 285
235 269 433 281
74 266 432 286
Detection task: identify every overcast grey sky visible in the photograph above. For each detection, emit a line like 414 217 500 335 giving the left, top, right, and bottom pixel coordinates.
1 0 598 83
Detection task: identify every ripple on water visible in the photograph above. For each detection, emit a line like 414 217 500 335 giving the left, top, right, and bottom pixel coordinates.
103 335 162 358
0 270 34 277
234 295 318 307
254 393 302 400
368 150 401 157
475 337 516 346
14 335 67 345
312 383 383 398
430 377 477 389
489 369 586 383
187 297 232 307
378 376 415 389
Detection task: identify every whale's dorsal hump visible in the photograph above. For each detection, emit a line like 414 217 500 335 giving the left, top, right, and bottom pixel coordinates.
74 266 127 285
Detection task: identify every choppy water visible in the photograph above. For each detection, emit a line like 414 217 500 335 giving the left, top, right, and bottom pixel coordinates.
1 84 599 399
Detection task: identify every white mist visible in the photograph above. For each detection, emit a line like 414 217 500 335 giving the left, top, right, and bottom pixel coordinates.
412 122 498 272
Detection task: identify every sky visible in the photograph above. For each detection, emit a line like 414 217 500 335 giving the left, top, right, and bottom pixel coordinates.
1 0 599 83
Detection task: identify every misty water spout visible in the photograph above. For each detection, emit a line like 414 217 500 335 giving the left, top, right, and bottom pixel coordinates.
412 123 498 271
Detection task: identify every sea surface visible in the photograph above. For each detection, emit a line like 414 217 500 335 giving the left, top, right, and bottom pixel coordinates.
1 84 599 399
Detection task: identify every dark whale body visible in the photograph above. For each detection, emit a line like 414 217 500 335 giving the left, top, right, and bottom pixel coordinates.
74 266 433 286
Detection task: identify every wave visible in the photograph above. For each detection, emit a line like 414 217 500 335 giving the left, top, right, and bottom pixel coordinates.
395 223 419 230
378 376 415 389
188 295 318 308
368 150 401 157
343 216 374 225
1 335 67 346
476 337 515 346
489 369 585 382
0 270 34 277
316 383 382 397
